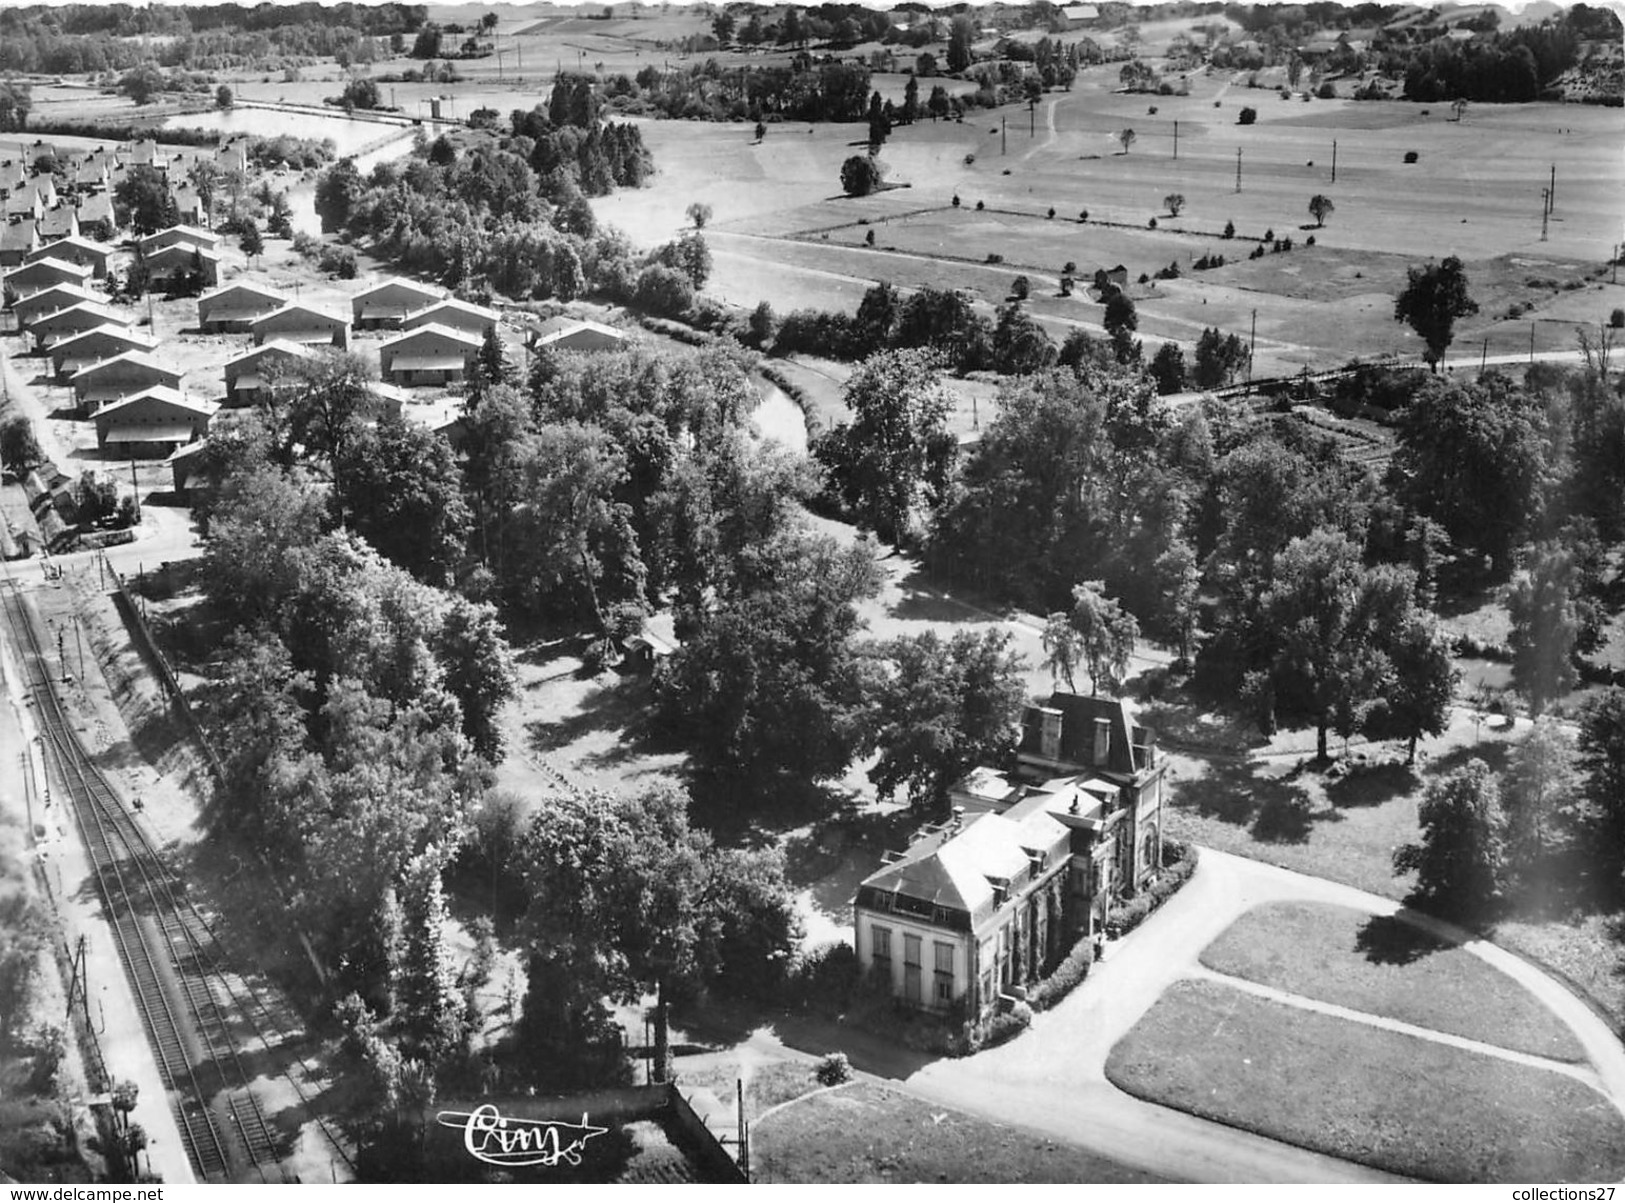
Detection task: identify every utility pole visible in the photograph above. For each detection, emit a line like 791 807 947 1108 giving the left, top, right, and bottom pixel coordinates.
1001 116 1006 155
1248 308 1257 383
1480 338 1488 372
1331 138 1337 184
57 627 66 681
129 456 140 523
1173 119 1178 159
1540 188 1550 241
73 615 85 680
1548 163 1556 214
1235 147 1242 193
1530 321 1536 362
1029 100 1035 137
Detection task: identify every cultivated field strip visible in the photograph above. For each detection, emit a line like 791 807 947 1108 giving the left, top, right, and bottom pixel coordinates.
0 583 283 1183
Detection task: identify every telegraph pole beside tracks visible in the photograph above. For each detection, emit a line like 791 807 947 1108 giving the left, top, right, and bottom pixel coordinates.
1235 148 1242 193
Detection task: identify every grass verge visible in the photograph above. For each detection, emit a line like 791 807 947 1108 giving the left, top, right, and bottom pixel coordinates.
1200 901 1587 1062
752 1081 1162 1183
1106 978 1625 1183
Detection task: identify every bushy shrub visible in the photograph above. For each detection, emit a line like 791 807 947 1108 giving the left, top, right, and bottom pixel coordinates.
815 1052 853 1086
319 244 357 278
1026 934 1094 1011
1238 106 1257 124
1611 308 1624 328
985 251 1003 264
974 1001 1032 1050
1104 842 1199 938
1404 150 1419 163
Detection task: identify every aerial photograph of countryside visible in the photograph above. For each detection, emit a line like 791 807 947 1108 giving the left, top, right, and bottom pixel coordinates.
0 0 1622 1186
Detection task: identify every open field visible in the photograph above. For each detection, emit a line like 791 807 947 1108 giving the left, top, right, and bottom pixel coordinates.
752 1081 1163 1184
594 56 1623 372
1105 978 1625 1183
1200 900 1588 1061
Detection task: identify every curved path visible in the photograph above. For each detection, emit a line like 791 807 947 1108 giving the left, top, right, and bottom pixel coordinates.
861 848 1625 1183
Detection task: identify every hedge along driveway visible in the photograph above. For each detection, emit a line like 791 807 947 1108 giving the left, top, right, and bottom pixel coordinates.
1199 900 1588 1062
1105 978 1625 1183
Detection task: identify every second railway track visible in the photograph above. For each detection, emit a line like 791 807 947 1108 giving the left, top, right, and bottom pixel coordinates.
1 581 286 1182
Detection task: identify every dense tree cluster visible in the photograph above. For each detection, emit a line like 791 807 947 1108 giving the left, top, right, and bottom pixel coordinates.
1395 685 1625 919
0 3 421 73
1398 7 1619 103
316 98 656 300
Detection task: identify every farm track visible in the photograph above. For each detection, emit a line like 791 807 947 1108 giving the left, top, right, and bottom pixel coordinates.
1 580 286 1183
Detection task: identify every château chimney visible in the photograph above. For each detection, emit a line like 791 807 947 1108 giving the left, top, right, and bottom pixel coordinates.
1039 707 1063 761
1093 717 1111 767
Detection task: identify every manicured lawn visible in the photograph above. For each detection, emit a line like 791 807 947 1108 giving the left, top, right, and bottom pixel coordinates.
752 1081 1162 1184
1106 979 1625 1183
675 1060 822 1122
1200 901 1587 1062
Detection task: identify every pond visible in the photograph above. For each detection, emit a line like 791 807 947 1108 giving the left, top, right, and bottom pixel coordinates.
749 383 808 455
161 105 403 157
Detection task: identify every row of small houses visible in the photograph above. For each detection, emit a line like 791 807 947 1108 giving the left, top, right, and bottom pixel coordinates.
1 135 254 269
5 232 632 463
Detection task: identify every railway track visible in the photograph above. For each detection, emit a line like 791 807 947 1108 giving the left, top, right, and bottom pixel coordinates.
1 582 283 1182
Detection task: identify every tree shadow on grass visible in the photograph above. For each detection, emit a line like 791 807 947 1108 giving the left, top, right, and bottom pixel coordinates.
688 773 866 848
1424 740 1512 781
783 808 919 921
889 588 989 624
1170 755 1316 844
525 672 661 765
1326 761 1418 809
1354 911 1449 966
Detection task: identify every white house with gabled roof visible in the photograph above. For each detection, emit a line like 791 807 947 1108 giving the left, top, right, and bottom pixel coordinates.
223 339 314 406
3 257 92 304
402 296 501 340
378 322 481 387
27 300 130 349
29 234 115 278
93 386 218 457
197 282 289 333
14 283 97 328
49 324 158 380
351 277 444 330
71 350 184 412
250 302 350 349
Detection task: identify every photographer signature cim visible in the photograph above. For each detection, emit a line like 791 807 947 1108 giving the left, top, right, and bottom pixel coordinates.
437 1104 608 1168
